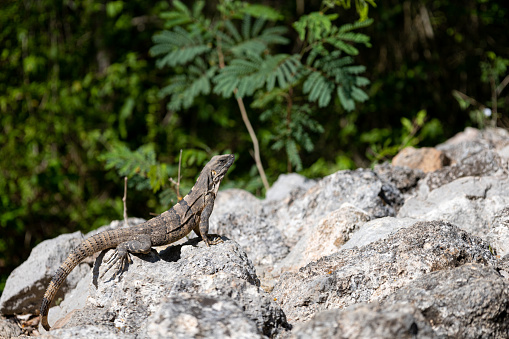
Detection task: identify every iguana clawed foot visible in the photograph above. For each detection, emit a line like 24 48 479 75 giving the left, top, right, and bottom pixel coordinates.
203 235 223 247
100 248 132 278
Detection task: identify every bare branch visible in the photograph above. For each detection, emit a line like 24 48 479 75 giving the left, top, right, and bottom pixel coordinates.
452 90 486 109
496 74 509 96
169 150 184 201
123 176 128 227
177 149 182 200
216 37 270 191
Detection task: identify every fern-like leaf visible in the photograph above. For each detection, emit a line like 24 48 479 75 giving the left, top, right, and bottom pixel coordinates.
160 62 217 110
214 54 300 98
151 27 211 68
337 86 356 111
338 18 374 33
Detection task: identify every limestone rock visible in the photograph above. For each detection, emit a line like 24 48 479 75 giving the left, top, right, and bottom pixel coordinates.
290 302 435 339
341 217 419 250
209 212 289 291
264 173 316 204
44 238 288 337
419 149 506 192
276 204 370 273
0 318 22 338
0 232 88 315
437 127 509 163
212 189 262 218
398 176 509 237
142 294 264 339
487 206 509 257
374 162 425 198
392 147 450 173
382 264 509 338
272 221 497 323
272 169 403 248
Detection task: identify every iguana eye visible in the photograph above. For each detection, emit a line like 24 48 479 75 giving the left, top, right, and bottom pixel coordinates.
212 170 217 175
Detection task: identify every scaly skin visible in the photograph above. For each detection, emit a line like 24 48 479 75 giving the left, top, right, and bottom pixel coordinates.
40 154 235 331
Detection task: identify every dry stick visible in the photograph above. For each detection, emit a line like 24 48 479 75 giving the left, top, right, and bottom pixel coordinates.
177 149 182 200
452 90 486 109
216 38 270 191
169 149 184 201
496 74 509 96
491 76 498 125
234 91 270 191
123 176 128 227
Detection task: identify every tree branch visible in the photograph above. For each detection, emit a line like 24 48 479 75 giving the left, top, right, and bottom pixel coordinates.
496 74 509 96
216 37 270 191
123 176 128 227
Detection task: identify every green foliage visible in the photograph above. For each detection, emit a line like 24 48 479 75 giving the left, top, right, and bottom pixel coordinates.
100 144 219 208
0 0 175 293
480 51 509 85
323 0 377 21
151 0 372 172
101 143 171 193
260 104 324 171
453 51 508 129
363 110 443 164
214 54 300 98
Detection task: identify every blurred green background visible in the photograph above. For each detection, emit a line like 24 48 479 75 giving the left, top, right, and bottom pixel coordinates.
1 0 508 293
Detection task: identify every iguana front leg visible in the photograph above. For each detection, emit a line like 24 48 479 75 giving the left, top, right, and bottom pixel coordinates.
194 194 222 246
100 234 153 277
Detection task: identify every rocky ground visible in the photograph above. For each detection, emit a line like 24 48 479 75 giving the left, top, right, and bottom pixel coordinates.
1 127 509 338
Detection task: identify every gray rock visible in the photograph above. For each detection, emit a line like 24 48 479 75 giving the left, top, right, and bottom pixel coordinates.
437 127 509 163
399 175 509 237
209 212 289 291
210 213 288 269
271 221 497 323
0 232 88 315
275 204 370 273
169 271 289 337
49 238 287 337
272 169 403 248
46 268 93 333
290 302 436 339
341 217 419 250
382 264 509 338
142 294 264 339
487 206 509 256
264 173 316 204
437 139 491 164
39 324 134 339
374 162 424 197
0 218 146 317
0 318 22 338
419 149 506 193
212 189 262 218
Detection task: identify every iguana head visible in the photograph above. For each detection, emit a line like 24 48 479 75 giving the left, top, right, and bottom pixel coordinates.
201 154 235 194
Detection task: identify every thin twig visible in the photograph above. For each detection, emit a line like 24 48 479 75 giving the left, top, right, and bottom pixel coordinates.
177 149 182 200
123 176 128 227
491 76 498 117
235 92 270 190
496 74 509 96
169 150 184 201
216 36 270 191
452 90 486 109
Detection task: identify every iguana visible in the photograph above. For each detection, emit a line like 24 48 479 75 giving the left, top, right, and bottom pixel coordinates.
40 154 235 331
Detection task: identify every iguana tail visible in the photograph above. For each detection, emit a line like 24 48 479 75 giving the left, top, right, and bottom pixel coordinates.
40 228 130 331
